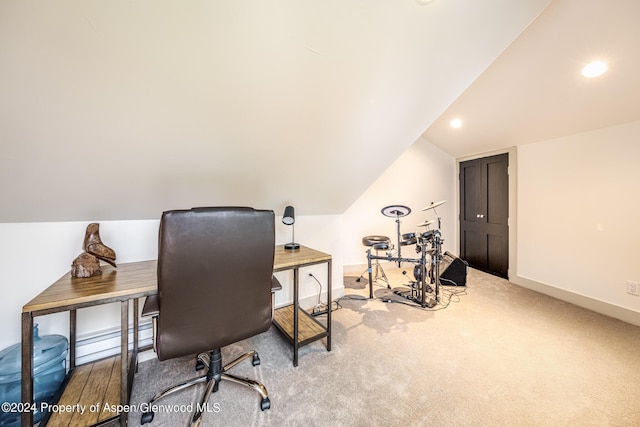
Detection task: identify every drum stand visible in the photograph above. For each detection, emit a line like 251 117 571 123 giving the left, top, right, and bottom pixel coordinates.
366 248 412 299
411 200 446 306
390 229 443 308
365 248 427 302
381 204 412 267
363 202 445 307
357 245 390 286
429 231 443 305
369 255 390 286
356 235 393 286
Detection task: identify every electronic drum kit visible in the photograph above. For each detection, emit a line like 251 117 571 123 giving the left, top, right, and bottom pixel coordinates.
364 200 446 308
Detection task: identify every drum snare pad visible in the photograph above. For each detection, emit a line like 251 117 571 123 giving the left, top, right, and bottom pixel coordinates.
420 230 435 242
400 232 417 246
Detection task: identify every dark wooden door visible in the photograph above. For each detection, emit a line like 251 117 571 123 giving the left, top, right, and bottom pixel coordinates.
459 153 509 278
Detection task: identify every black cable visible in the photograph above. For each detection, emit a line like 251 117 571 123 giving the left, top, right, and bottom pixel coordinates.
339 283 467 312
337 294 368 303
387 285 467 311
310 300 343 317
308 273 347 315
308 272 323 307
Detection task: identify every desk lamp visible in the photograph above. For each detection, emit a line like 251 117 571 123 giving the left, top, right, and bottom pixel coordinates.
282 206 300 250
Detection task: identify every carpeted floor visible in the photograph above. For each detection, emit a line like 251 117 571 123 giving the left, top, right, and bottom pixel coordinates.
129 267 640 426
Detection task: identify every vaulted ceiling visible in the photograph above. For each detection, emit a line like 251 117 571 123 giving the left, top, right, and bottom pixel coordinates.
0 0 552 222
424 0 640 158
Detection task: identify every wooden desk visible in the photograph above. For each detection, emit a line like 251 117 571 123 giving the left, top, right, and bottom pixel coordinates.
21 244 332 425
21 260 157 427
272 245 332 366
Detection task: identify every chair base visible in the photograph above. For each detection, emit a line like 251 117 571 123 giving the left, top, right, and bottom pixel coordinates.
141 348 270 426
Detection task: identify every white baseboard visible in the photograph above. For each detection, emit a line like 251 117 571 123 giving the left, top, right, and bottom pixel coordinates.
512 275 640 327
74 321 154 365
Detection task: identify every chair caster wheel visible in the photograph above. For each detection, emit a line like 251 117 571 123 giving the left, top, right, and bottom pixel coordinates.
252 352 261 366
141 411 154 424
195 359 205 371
260 397 271 411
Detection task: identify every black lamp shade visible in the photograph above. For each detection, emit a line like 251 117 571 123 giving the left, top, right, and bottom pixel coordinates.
282 205 299 250
282 206 295 225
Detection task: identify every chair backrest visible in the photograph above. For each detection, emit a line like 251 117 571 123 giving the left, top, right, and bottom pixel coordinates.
156 207 275 361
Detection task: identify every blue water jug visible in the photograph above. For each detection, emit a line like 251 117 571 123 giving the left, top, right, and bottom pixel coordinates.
0 324 68 426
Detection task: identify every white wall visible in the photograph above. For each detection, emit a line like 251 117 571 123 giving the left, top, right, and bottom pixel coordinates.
515 120 640 319
343 136 456 270
0 220 160 351
8 120 640 354
0 0 549 223
0 214 343 352
341 120 640 326
273 214 344 310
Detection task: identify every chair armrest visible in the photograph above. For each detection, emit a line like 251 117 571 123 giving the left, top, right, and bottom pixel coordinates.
142 294 159 318
271 276 282 292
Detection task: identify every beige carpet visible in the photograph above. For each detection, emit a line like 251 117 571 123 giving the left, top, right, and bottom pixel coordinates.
129 267 640 426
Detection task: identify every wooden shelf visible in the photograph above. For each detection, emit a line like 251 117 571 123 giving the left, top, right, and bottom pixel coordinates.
46 354 128 426
22 260 155 426
271 245 332 366
273 305 327 346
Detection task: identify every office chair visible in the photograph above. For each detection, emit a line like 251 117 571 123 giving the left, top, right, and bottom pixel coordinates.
140 207 279 426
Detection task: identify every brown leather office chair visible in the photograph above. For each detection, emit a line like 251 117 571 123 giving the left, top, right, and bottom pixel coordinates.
140 207 280 426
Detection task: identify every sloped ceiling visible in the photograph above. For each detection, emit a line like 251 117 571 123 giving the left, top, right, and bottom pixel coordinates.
423 0 640 158
0 0 549 222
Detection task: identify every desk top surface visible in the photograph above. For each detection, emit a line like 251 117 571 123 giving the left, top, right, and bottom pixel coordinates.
273 244 331 271
23 260 158 314
24 245 331 314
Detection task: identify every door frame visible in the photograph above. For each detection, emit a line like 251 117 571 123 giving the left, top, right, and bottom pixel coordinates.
455 147 517 280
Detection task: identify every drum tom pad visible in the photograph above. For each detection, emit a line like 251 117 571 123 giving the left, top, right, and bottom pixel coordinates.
400 232 416 246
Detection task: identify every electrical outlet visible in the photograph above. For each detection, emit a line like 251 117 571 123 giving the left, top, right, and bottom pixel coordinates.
627 281 639 296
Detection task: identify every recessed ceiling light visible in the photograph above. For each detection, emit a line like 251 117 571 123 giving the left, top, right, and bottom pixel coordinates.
581 60 608 78
450 118 462 129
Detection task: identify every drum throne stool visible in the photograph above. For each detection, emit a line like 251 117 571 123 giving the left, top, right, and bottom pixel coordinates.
356 235 392 287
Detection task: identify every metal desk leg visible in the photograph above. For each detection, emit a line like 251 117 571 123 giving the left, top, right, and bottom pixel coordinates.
293 268 299 367
21 312 34 427
69 309 76 370
129 299 139 397
327 259 332 351
367 249 374 299
133 298 139 356
120 300 129 426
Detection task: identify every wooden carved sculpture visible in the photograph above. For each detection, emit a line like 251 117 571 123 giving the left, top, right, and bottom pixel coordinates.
71 223 117 278
83 223 117 267
71 252 102 278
